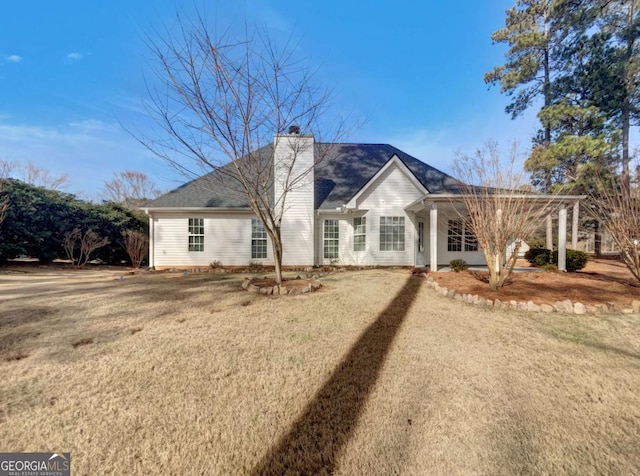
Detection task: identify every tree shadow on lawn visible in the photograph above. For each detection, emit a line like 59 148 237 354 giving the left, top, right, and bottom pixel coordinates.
251 275 423 475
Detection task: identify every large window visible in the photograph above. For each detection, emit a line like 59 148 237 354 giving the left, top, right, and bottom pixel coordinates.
353 217 366 251
447 219 477 252
380 216 405 251
188 218 204 252
251 218 267 259
323 219 339 259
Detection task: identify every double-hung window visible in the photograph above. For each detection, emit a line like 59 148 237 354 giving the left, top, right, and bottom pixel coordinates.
251 218 267 259
353 217 366 251
447 219 477 252
188 218 204 252
380 216 405 251
323 219 339 259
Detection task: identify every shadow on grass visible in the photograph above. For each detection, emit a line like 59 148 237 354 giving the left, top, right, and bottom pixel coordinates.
251 275 423 475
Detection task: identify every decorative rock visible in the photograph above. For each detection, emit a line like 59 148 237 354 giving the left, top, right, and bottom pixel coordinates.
586 305 598 314
573 302 586 314
540 304 554 313
622 308 634 314
472 295 480 304
494 298 503 308
517 302 528 311
259 287 269 295
279 286 288 295
509 300 518 310
426 275 434 282
553 300 573 314
447 289 456 298
633 300 640 312
454 293 463 301
439 287 449 296
596 303 610 313
242 278 251 289
527 301 541 312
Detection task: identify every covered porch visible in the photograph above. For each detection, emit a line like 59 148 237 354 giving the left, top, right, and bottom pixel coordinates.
405 194 584 272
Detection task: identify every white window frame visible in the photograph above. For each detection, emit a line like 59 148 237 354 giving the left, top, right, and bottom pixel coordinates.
188 218 204 252
380 216 405 251
251 218 267 259
448 219 477 252
323 219 339 260
418 220 424 252
353 217 366 252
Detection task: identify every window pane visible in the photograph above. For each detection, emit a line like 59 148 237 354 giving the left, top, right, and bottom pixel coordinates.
353 217 366 251
251 218 267 259
448 220 462 252
188 218 204 252
379 216 405 251
324 219 339 259
464 222 478 252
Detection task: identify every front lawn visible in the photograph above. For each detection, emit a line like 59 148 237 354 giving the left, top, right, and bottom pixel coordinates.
1 268 639 474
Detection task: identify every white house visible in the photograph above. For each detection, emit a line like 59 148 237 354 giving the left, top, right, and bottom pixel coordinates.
142 133 581 271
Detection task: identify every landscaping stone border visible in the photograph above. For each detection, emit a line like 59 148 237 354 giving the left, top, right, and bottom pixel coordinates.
420 272 640 315
242 277 322 295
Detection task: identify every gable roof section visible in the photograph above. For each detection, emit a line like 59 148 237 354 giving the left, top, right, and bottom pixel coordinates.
314 143 463 209
143 142 464 210
343 154 428 209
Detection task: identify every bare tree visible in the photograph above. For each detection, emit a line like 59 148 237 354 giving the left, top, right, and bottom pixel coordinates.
452 142 557 290
103 170 163 208
0 159 68 190
143 12 343 283
588 173 640 282
121 229 149 268
63 228 110 267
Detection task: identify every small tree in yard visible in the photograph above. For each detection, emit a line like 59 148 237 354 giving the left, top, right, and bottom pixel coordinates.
103 171 163 208
453 142 557 291
64 228 110 267
142 12 343 284
122 229 148 268
589 173 640 282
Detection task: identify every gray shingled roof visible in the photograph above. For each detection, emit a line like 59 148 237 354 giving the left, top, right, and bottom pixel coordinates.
143 143 464 209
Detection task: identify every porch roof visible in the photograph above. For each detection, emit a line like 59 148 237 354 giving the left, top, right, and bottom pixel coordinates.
405 193 586 212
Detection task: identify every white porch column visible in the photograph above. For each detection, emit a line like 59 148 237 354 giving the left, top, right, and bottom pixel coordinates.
571 201 579 249
558 204 567 272
546 212 553 250
430 204 438 271
148 214 155 268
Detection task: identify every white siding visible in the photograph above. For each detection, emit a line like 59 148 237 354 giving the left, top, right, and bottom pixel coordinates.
274 135 315 266
151 212 273 268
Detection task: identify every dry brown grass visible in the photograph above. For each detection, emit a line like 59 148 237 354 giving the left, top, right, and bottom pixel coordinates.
1 267 640 475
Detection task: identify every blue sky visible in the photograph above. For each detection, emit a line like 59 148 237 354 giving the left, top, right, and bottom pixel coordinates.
0 0 543 199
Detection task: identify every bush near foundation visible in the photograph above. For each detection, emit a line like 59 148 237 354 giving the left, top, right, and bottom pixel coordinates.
525 247 588 272
525 248 552 266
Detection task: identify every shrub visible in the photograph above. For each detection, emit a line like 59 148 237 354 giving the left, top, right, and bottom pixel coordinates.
449 259 468 272
525 247 552 266
525 247 587 271
543 263 558 272
552 249 589 272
